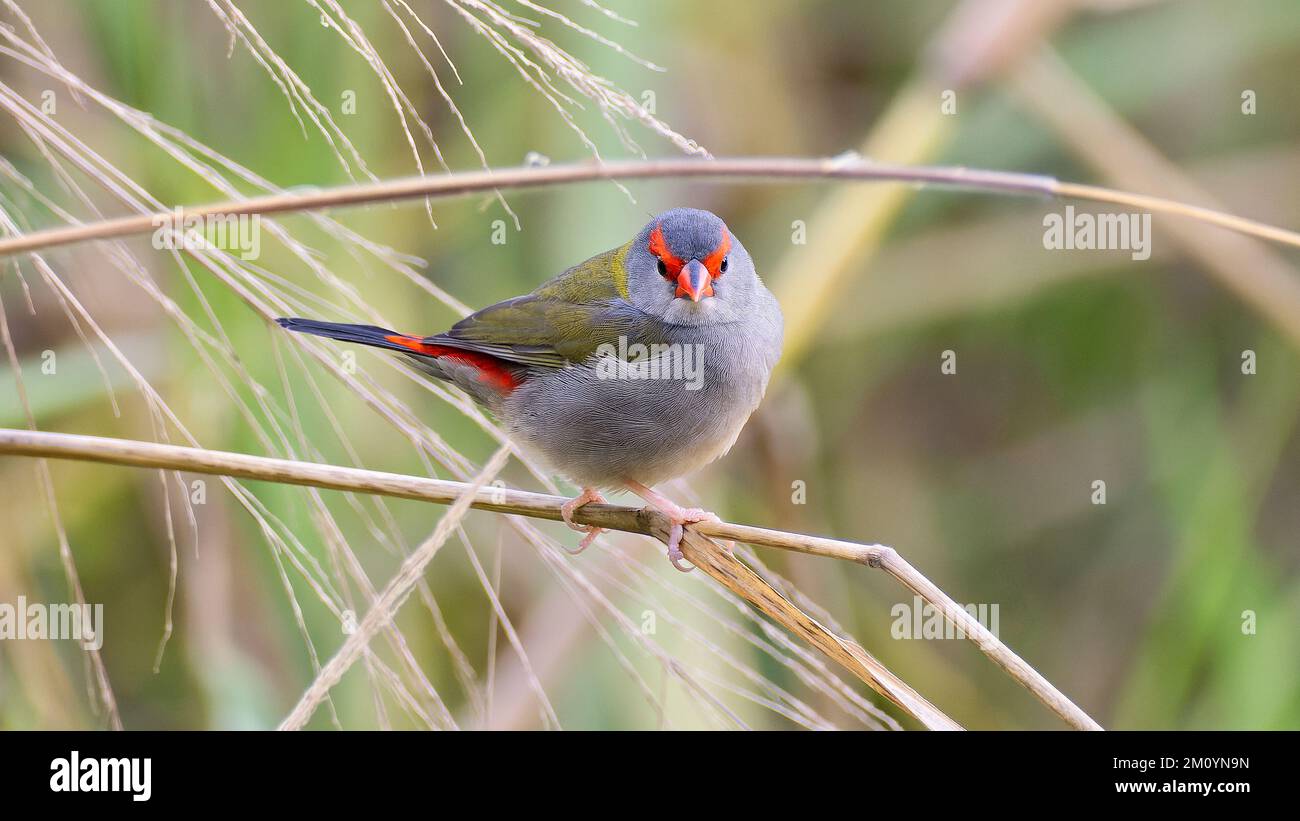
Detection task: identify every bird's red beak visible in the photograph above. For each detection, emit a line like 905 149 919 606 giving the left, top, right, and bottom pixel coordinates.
676 259 713 302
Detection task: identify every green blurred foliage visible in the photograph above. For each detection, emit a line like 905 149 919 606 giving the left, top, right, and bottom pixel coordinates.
1 0 1297 729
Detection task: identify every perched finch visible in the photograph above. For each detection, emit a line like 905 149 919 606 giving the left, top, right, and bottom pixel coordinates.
279 208 783 570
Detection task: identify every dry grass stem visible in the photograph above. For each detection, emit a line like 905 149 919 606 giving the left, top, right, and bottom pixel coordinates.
1 157 1298 260
0 427 1104 730
279 445 511 731
1011 49 1300 348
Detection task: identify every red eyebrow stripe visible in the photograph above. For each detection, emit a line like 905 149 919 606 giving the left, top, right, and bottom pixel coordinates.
385 334 520 391
648 223 685 275
701 228 731 277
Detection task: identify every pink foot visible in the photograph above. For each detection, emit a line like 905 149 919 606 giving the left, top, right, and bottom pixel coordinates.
559 487 607 555
622 480 720 572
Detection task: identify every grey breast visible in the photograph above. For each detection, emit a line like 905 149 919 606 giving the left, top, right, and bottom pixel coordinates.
502 319 779 489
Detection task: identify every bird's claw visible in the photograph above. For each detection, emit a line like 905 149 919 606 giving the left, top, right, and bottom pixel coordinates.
619 480 720 572
562 526 603 556
677 508 719 525
666 523 694 572
560 487 607 554
665 508 721 570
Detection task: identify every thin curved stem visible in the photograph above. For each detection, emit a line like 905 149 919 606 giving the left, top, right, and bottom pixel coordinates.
0 157 1296 258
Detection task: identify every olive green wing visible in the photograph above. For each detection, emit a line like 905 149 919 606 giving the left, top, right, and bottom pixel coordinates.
424 244 643 368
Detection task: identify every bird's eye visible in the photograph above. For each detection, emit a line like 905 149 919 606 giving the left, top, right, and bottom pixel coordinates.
656 258 668 277
720 256 729 273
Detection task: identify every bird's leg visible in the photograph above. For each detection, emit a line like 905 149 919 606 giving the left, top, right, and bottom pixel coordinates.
559 487 607 555
622 480 719 572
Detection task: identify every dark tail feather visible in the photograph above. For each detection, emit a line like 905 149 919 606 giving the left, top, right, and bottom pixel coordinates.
278 316 523 395
276 317 417 355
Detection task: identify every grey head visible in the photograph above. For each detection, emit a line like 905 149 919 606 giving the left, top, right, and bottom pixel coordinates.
623 208 769 327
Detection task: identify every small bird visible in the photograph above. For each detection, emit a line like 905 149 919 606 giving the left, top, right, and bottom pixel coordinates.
278 208 783 570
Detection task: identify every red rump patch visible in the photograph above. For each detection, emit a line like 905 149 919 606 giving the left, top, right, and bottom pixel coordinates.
385 334 520 392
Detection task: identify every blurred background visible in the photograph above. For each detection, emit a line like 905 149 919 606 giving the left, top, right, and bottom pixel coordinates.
0 0 1297 730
